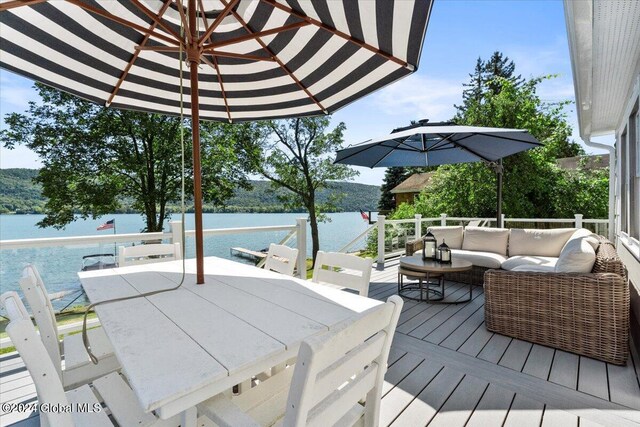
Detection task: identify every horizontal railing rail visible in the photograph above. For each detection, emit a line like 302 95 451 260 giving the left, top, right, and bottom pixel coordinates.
0 231 168 250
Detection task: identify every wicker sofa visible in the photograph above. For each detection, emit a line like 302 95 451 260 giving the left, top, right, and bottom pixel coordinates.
405 229 629 365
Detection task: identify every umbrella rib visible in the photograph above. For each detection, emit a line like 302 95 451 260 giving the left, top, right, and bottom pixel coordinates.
106 0 174 107
334 140 408 165
370 146 400 169
198 0 239 45
198 0 231 122
428 133 460 151
130 0 182 42
222 0 326 113
205 51 276 62
65 0 180 46
202 56 232 123
261 0 414 70
0 0 46 11
176 0 192 44
446 133 495 163
476 132 543 146
201 22 310 51
135 45 182 52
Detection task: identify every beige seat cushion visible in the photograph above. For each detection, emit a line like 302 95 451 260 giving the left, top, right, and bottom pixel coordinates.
556 236 596 273
450 249 507 269
426 226 464 249
511 265 556 273
508 228 576 257
461 227 510 256
501 256 558 271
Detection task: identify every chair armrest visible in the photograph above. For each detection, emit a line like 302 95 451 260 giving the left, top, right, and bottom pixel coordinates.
484 269 629 365
484 269 626 289
198 394 261 427
405 239 422 256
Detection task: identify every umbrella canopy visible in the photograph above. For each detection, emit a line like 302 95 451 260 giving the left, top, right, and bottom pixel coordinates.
334 123 541 168
334 122 542 226
0 0 433 283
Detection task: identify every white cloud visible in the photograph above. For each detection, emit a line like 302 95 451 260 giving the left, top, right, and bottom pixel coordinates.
369 73 463 122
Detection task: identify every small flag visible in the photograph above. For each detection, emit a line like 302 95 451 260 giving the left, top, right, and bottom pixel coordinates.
97 219 115 231
360 210 370 222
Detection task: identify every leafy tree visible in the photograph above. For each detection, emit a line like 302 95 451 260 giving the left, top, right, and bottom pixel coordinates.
244 117 357 263
391 71 591 220
1 84 255 231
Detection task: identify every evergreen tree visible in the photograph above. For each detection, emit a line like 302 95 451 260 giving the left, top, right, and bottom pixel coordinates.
456 51 523 117
378 167 410 211
483 51 523 95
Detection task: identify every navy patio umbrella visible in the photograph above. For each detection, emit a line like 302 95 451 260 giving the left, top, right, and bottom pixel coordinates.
334 121 542 226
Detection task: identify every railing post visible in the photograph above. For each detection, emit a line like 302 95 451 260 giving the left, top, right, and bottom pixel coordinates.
377 215 386 267
170 221 183 246
500 214 506 228
574 213 583 229
440 213 447 226
296 218 307 279
415 214 422 239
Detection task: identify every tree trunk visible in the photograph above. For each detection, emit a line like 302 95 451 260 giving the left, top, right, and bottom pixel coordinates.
308 206 320 267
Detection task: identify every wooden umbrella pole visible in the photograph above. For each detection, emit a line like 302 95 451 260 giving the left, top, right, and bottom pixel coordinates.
188 0 205 284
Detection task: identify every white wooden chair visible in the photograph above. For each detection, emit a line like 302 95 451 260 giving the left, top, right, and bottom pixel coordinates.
118 242 181 267
18 265 120 389
198 295 404 427
1 291 184 427
312 251 374 297
264 244 299 276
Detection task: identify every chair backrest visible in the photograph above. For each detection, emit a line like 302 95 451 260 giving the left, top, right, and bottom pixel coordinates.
467 220 481 227
1 291 74 427
284 295 403 427
264 244 299 276
118 242 181 267
312 251 374 296
18 265 62 377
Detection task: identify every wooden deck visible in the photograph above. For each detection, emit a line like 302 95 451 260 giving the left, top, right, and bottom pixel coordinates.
2 258 640 426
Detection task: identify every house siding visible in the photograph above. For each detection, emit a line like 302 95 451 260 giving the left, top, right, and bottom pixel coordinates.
615 71 640 355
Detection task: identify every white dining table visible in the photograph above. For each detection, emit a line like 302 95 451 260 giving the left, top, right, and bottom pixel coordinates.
78 256 381 424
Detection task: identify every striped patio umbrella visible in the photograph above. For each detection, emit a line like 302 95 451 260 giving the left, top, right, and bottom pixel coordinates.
0 0 432 283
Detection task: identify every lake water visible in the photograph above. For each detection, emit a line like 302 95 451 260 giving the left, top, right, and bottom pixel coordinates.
0 212 373 311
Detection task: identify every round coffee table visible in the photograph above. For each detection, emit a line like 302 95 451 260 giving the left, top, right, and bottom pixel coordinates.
398 256 473 303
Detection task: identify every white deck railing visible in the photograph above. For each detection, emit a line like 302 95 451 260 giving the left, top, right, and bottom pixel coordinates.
0 220 307 280
369 213 609 265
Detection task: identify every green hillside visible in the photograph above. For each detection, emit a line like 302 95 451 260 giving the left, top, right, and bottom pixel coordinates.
0 169 380 214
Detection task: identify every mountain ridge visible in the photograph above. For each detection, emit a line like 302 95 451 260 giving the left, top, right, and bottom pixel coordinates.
0 168 380 214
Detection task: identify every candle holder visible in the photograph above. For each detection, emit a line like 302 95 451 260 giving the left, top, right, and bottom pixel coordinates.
422 231 437 260
438 239 451 264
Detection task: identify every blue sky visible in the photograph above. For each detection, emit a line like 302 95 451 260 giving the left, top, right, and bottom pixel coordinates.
0 0 608 185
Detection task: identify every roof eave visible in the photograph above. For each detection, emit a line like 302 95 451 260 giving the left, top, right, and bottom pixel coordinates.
564 0 593 140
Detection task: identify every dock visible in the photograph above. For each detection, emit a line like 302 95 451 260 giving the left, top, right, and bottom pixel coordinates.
230 247 267 261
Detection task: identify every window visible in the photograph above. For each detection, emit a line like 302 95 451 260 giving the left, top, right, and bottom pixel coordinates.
621 129 628 233
631 104 640 239
620 98 640 240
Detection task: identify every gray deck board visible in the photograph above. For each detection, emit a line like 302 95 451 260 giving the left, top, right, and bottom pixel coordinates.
2 260 639 427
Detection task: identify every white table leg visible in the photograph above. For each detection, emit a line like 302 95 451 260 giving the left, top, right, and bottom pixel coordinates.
181 406 197 427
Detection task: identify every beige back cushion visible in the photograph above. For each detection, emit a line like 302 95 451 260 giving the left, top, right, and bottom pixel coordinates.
426 226 464 249
561 228 600 252
462 227 510 255
509 228 577 257
555 237 596 273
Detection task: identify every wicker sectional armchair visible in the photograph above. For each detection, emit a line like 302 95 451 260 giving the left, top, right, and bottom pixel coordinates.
406 235 629 365
485 236 629 365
